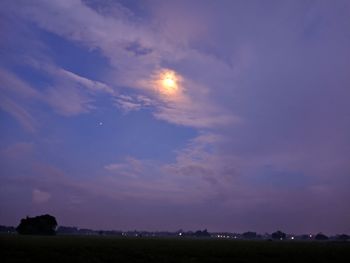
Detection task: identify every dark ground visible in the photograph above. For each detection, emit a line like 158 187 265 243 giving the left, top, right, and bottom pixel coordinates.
1 235 349 262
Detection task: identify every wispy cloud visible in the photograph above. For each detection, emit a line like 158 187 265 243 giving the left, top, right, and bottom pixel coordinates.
0 68 41 99
32 189 51 204
0 96 37 132
1 0 350 233
44 85 95 116
57 68 114 95
29 60 115 116
0 60 115 123
104 156 144 178
0 68 40 132
113 95 143 113
7 0 238 129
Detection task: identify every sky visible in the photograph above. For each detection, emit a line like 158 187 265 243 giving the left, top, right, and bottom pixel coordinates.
0 0 349 235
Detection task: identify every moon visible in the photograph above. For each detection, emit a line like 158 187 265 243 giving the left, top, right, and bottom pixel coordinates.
158 70 180 95
163 77 175 89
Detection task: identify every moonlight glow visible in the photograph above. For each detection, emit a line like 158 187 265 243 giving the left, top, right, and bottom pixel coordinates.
157 69 181 95
163 77 175 89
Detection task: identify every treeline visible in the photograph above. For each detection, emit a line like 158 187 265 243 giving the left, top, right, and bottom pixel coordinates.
2 223 349 241
1 214 349 242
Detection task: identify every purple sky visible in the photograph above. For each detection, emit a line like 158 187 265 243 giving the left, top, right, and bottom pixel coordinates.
0 0 350 234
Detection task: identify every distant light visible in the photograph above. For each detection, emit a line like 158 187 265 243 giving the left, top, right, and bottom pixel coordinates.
99 122 103 126
179 232 182 236
234 236 237 239
309 234 312 238
291 236 294 240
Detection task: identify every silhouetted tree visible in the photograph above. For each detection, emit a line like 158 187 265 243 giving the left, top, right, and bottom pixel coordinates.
57 226 78 234
194 229 211 237
242 231 257 239
16 214 57 235
300 234 312 240
336 234 350 241
271 230 286 240
0 225 16 233
315 233 328 240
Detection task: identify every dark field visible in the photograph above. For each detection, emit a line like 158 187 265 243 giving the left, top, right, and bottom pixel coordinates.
1 235 349 263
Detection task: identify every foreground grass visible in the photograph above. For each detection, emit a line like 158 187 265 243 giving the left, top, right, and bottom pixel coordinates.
1 235 349 263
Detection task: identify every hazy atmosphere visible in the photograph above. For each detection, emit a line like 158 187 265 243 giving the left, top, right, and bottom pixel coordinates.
1 0 349 234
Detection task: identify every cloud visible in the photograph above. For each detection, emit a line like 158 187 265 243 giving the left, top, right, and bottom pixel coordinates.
44 85 95 116
162 133 239 187
6 0 238 129
0 60 115 122
57 68 114 95
102 154 222 203
0 96 37 132
153 104 236 128
0 68 41 99
113 95 142 113
104 156 143 177
1 0 350 233
32 189 51 204
29 60 115 116
0 68 40 132
0 142 34 159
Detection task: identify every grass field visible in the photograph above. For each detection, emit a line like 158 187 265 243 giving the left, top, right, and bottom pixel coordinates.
1 235 349 262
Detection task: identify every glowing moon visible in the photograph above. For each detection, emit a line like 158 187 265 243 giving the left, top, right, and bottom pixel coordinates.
163 77 175 89
158 70 180 95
